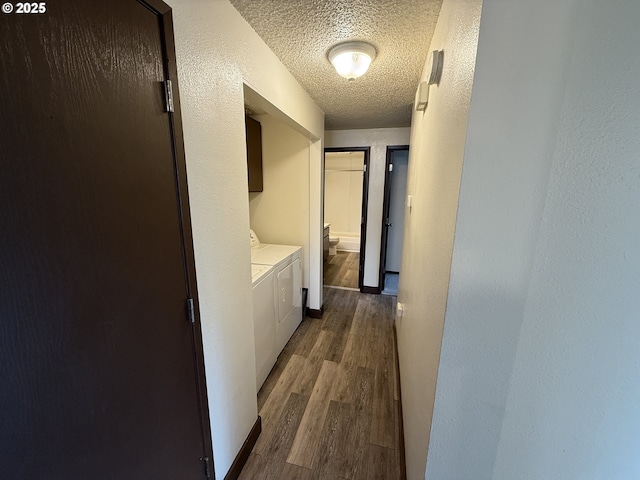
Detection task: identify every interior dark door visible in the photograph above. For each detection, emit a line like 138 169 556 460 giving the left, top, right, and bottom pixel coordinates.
0 2 213 479
379 151 395 289
379 146 409 289
358 152 370 290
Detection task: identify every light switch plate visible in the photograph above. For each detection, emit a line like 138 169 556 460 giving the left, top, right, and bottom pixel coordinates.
415 81 429 111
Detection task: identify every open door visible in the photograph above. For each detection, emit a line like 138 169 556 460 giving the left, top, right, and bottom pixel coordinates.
380 146 410 293
0 2 213 478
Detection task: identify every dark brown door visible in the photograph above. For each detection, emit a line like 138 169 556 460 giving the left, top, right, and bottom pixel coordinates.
0 2 213 479
379 152 395 290
246 115 264 192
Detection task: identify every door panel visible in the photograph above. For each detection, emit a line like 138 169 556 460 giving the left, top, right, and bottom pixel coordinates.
275 257 302 352
277 262 294 324
0 2 211 479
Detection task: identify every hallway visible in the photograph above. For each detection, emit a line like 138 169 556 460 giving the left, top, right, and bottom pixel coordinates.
240 287 403 479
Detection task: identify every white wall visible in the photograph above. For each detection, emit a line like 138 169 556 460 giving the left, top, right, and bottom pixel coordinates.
325 128 410 288
393 0 482 478
249 114 310 289
324 152 364 239
426 1 640 479
170 1 324 477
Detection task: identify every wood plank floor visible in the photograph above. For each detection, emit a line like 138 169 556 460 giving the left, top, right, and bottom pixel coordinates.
324 252 359 289
240 287 404 479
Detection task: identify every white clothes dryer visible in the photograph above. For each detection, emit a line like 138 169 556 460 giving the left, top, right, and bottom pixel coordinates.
251 264 276 391
250 230 303 354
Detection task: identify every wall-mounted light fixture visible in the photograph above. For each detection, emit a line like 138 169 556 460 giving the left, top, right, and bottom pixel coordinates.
328 41 376 81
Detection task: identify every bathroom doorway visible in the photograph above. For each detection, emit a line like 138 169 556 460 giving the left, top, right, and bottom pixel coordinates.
323 147 370 290
380 145 409 296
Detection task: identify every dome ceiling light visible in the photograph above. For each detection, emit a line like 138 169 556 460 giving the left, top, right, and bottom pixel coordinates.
327 41 376 81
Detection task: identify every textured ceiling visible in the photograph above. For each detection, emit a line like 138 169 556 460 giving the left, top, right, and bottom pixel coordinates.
229 0 443 130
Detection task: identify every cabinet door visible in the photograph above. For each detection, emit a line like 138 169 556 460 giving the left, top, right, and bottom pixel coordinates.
276 258 302 352
277 262 295 324
245 115 264 192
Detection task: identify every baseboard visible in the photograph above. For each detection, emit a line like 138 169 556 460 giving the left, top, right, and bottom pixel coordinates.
307 305 324 318
393 325 407 480
361 285 381 294
224 416 262 480
336 240 360 252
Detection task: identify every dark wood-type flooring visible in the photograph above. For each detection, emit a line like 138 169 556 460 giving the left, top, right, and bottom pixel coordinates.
239 287 403 479
324 252 359 289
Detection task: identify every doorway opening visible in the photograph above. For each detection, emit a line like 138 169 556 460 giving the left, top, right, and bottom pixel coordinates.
323 147 370 291
380 145 410 296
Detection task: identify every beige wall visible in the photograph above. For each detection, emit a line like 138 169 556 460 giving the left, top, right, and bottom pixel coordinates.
426 1 640 479
249 114 311 289
170 0 323 477
394 0 482 478
325 128 410 287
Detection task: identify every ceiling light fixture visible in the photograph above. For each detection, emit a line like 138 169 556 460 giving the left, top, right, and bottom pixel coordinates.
327 41 376 81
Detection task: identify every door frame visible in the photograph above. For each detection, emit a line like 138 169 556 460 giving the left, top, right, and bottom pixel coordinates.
379 145 410 291
323 146 371 291
135 0 216 472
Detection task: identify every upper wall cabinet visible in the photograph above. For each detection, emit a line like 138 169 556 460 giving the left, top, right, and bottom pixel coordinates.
245 115 263 192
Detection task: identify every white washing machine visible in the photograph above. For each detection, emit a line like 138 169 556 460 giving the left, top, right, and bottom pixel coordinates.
250 230 303 354
251 263 276 391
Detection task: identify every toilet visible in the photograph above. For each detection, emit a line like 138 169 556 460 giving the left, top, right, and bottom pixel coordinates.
329 235 340 256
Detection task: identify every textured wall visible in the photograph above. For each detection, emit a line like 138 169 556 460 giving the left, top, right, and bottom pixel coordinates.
428 0 640 479
170 1 323 477
394 0 482 478
325 128 410 287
